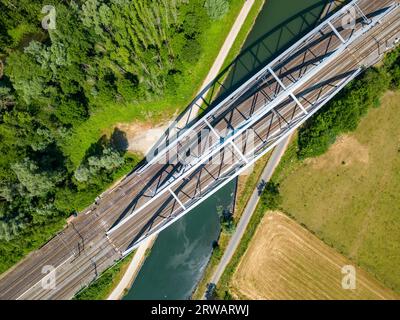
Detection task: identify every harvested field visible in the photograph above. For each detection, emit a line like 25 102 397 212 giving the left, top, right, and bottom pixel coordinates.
231 212 399 300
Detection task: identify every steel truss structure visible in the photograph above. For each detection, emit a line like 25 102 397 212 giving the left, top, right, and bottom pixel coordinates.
107 0 399 254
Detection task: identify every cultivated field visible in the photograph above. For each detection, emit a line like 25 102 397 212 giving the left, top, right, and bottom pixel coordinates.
278 91 400 293
231 212 399 300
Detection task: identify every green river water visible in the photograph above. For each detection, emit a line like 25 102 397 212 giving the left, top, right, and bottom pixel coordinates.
124 0 330 300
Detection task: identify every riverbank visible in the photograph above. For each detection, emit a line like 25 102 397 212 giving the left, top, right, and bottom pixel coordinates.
108 235 156 300
73 252 135 300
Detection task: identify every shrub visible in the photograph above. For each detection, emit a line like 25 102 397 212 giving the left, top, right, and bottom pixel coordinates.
182 39 202 64
260 181 282 210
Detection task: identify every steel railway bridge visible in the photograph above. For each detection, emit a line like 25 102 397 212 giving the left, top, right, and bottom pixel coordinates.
110 0 400 254
0 0 399 300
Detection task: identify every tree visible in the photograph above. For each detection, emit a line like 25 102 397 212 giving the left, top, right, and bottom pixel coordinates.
74 147 125 183
11 158 62 198
260 181 282 210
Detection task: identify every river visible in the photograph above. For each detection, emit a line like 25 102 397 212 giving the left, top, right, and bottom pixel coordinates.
124 0 330 300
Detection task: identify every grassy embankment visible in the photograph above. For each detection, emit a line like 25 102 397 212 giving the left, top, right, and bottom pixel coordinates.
73 252 134 300
0 1 252 275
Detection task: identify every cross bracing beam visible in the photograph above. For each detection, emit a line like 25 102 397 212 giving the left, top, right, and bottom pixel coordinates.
327 21 347 43
203 118 249 163
168 188 186 210
108 1 398 237
137 0 369 174
268 65 309 115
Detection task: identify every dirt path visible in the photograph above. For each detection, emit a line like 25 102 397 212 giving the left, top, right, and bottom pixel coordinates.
188 0 256 119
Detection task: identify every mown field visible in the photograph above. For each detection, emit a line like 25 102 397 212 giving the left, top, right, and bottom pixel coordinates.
231 212 399 300
275 91 400 294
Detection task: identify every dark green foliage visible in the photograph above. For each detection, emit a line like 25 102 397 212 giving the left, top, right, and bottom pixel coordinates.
298 46 400 160
182 39 203 64
297 67 392 159
260 181 282 210
217 206 235 234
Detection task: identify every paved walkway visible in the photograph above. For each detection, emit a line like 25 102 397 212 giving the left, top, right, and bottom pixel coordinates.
205 135 292 298
107 235 156 300
107 0 256 300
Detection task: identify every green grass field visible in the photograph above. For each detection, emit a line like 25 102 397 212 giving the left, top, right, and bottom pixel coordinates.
276 91 400 294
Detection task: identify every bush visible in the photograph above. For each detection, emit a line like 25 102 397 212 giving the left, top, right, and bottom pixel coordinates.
384 45 400 89
182 39 202 64
260 181 282 210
